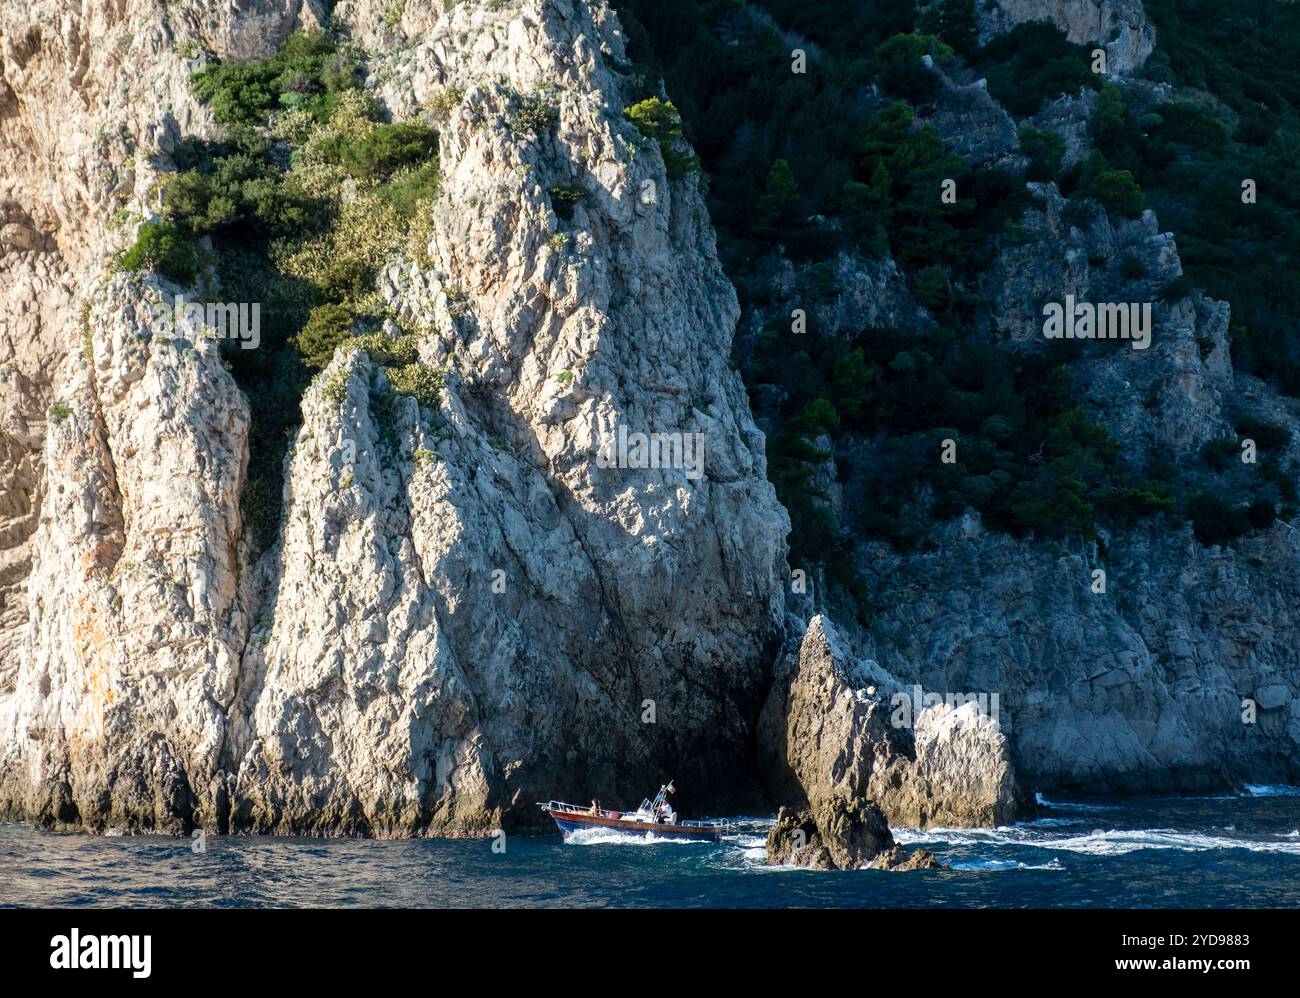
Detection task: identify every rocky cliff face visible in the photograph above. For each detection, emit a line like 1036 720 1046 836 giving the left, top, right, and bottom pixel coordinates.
756 2 1299 800
976 0 1155 74
0 0 789 834
845 516 1300 796
2 0 1296 840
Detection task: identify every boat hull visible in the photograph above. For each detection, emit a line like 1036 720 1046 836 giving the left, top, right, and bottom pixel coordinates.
545 809 723 843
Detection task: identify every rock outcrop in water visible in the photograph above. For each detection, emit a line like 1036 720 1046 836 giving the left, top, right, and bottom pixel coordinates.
760 616 1021 829
765 797 945 871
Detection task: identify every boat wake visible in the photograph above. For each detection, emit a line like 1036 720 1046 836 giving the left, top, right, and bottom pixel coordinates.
562 827 710 847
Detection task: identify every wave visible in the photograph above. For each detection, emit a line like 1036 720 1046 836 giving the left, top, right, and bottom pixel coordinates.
897 824 1300 857
1244 784 1300 798
948 857 1064 872
1034 793 1110 812
893 825 1041 846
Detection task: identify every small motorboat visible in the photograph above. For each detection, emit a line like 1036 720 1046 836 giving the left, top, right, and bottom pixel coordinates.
538 781 727 843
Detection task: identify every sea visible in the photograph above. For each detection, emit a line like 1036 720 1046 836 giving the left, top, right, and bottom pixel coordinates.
2 787 1297 908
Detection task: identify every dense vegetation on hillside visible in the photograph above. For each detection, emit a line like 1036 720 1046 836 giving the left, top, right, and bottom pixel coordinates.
1124 0 1300 394
117 4 1300 593
120 30 443 548
612 0 1297 593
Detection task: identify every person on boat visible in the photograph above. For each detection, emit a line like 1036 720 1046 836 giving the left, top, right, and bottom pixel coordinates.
589 799 599 814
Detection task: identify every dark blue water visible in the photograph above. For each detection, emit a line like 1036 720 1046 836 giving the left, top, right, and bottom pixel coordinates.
2 788 1297 907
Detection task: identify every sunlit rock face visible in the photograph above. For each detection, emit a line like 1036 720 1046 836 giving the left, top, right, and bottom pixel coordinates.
0 0 789 834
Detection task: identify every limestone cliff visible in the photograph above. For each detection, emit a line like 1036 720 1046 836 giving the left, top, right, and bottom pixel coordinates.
0 0 789 834
2 0 1296 841
750 2 1300 800
976 0 1155 74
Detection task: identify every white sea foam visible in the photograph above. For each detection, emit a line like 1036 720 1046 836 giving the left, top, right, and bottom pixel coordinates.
562 828 710 847
1244 784 1300 797
897 824 1300 856
1034 793 1109 811
1020 817 1088 828
948 857 1064 872
893 825 1037 846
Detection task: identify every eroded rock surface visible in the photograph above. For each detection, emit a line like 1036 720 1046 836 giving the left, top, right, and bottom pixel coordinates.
976 0 1155 74
760 615 1021 829
0 0 789 834
765 796 946 871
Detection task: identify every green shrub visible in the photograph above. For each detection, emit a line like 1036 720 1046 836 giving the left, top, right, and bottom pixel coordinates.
624 97 698 177
120 221 198 284
373 158 441 215
978 22 1099 117
876 34 952 102
875 33 955 65
351 332 420 367
1077 151 1145 218
1196 436 1237 473
318 255 378 305
163 131 321 237
1082 168 1146 217
1159 273 1196 302
296 303 359 368
792 397 841 435
753 159 800 236
190 29 354 125
1155 102 1228 153
1009 468 1097 539
1235 416 1291 453
511 91 559 134
915 265 949 310
428 86 464 118
1247 498 1277 529
317 122 437 180
1188 491 1250 545
1120 253 1145 279
917 0 979 56
321 368 350 403
387 363 443 408
1019 126 1065 181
